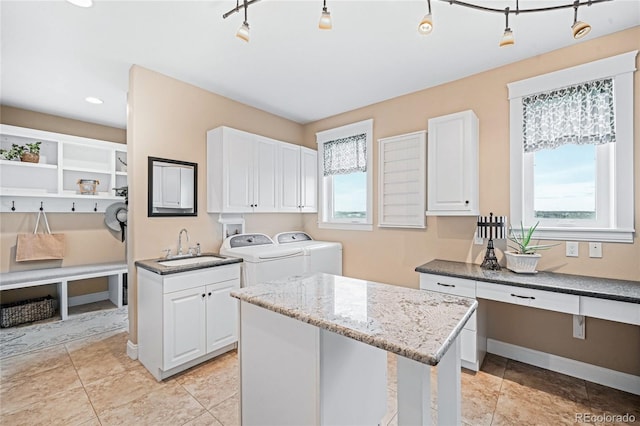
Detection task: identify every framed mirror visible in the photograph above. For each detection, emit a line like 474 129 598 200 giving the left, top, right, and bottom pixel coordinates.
148 156 197 217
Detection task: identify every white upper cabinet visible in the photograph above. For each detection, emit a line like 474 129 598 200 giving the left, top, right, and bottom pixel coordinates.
378 131 426 228
207 126 316 214
207 127 278 213
0 124 127 213
426 110 479 216
278 144 317 213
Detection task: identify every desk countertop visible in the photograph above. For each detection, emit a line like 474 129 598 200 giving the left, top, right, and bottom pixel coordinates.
231 272 477 365
415 259 640 304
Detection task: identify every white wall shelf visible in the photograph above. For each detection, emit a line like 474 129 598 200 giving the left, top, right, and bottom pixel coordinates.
0 124 127 213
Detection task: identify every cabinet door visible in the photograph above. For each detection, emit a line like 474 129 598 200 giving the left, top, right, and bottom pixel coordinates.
427 110 478 215
206 279 240 353
224 129 255 212
163 287 207 370
279 143 301 212
300 147 317 213
253 136 278 212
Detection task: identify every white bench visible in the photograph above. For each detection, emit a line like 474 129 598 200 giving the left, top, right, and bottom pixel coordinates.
0 262 127 321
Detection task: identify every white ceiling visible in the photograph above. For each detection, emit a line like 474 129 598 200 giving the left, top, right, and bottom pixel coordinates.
1 0 638 129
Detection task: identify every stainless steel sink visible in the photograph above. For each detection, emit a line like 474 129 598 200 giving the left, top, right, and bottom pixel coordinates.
158 255 228 267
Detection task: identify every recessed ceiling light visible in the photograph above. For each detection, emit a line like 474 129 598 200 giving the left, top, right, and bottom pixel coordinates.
85 97 103 104
66 0 93 7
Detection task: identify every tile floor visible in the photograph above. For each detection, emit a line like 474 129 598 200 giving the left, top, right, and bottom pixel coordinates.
1 328 638 425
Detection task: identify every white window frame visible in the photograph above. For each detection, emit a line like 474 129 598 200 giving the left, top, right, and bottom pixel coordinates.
316 119 374 231
508 50 637 243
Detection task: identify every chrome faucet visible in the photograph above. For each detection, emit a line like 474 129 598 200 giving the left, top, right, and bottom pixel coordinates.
177 228 189 256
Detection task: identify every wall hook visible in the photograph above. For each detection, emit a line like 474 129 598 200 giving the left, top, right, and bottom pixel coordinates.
71 202 76 212
11 201 15 211
94 203 98 212
40 201 44 211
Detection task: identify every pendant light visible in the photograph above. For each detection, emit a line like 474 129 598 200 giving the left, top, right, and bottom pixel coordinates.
236 0 250 42
571 1 591 39
499 7 514 47
319 0 332 30
418 0 433 35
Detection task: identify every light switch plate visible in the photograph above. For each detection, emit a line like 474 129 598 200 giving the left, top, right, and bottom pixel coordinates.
589 242 603 258
566 241 579 257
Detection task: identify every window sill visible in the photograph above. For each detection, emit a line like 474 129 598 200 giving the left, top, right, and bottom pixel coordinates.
531 227 634 243
318 222 373 232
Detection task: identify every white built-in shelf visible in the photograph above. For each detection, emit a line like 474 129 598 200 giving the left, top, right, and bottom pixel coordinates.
0 124 127 213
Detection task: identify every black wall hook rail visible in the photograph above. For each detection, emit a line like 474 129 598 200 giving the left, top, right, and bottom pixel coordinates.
72 202 76 212
39 202 44 211
11 201 15 211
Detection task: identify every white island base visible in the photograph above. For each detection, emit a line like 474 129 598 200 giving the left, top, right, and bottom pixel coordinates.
240 301 462 426
240 302 387 425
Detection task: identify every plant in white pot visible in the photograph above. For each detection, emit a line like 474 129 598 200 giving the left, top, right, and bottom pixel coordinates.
505 222 558 273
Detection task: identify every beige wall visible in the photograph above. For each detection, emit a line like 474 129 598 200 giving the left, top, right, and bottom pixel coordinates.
301 27 640 374
0 107 127 302
127 66 305 343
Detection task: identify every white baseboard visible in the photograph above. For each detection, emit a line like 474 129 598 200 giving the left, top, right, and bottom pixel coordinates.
68 291 110 307
127 340 138 360
487 339 640 396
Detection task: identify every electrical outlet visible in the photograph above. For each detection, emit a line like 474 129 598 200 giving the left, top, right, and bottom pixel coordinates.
573 315 585 339
589 242 603 258
474 230 484 245
566 241 579 257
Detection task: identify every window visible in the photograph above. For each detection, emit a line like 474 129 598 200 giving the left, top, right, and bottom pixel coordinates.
316 119 373 230
509 51 636 242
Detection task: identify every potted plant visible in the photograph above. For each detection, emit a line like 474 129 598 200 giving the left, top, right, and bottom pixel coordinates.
20 142 41 163
505 222 557 273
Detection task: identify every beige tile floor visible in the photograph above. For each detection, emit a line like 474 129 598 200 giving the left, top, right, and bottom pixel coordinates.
1 328 638 426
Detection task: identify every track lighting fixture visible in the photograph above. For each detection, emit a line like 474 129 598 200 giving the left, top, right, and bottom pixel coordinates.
418 0 433 35
319 0 332 30
571 1 592 39
231 0 250 42
221 0 610 47
499 7 514 47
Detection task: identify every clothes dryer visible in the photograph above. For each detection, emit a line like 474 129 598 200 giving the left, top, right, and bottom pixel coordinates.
274 232 343 275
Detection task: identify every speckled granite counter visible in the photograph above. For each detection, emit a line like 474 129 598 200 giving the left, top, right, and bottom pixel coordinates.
416 259 640 304
231 272 477 365
135 253 242 275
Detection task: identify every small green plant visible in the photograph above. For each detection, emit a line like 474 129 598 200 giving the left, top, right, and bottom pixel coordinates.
508 222 558 254
26 142 41 155
0 142 41 160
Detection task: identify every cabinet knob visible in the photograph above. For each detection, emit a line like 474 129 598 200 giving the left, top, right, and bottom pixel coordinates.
465 200 469 204
208 292 212 296
202 294 206 298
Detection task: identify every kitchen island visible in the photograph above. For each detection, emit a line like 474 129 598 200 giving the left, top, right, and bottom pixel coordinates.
231 273 477 425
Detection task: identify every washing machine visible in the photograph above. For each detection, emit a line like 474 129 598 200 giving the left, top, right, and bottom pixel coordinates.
274 232 343 275
220 233 305 287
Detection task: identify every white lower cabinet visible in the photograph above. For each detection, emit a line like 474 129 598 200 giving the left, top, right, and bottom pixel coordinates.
419 273 486 371
138 264 240 380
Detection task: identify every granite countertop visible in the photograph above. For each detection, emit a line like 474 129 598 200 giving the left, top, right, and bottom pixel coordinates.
231 273 477 366
135 253 242 275
415 259 640 304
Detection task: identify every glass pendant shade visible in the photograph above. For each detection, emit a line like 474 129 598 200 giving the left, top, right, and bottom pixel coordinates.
499 28 514 47
572 20 591 39
418 13 433 34
319 10 332 30
236 22 250 42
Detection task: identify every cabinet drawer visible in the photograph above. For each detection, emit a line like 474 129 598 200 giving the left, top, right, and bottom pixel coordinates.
477 282 579 315
420 273 476 298
580 297 640 325
163 264 241 294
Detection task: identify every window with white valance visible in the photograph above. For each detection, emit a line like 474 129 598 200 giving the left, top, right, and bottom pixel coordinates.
508 51 636 243
316 119 373 231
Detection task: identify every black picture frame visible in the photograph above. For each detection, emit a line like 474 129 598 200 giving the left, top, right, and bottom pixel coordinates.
147 156 198 217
